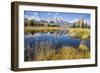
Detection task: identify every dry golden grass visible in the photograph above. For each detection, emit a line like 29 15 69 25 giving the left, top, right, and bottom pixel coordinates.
33 46 90 61
57 47 90 59
25 27 68 33
68 28 90 40
79 44 89 51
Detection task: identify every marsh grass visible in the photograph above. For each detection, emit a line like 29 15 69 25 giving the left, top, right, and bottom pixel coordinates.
68 28 90 40
25 45 90 61
55 46 90 60
24 27 68 33
34 46 90 61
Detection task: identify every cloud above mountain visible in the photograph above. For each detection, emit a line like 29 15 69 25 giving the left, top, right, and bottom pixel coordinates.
24 11 90 25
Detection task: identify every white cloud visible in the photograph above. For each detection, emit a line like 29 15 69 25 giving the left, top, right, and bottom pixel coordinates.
26 15 35 20
35 17 41 21
68 19 79 23
24 15 28 18
28 17 34 20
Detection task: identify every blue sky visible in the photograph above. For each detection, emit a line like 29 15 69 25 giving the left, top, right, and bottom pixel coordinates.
24 11 90 24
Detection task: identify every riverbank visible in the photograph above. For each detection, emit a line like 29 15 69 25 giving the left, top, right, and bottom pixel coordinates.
25 46 90 61
25 26 68 33
68 28 90 40
25 27 90 40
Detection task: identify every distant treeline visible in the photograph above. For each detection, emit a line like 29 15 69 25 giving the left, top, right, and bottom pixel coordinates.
24 19 59 27
73 23 90 28
24 19 90 28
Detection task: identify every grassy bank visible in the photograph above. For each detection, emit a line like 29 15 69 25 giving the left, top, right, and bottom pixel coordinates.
33 46 90 61
68 28 90 40
25 44 90 61
25 27 68 33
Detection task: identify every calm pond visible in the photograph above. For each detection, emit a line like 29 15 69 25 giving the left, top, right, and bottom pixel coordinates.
24 31 90 50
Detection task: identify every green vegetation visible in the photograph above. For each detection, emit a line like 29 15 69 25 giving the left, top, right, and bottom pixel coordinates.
25 27 68 33
68 28 90 40
58 46 90 59
31 45 90 61
79 43 89 51
25 20 59 27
